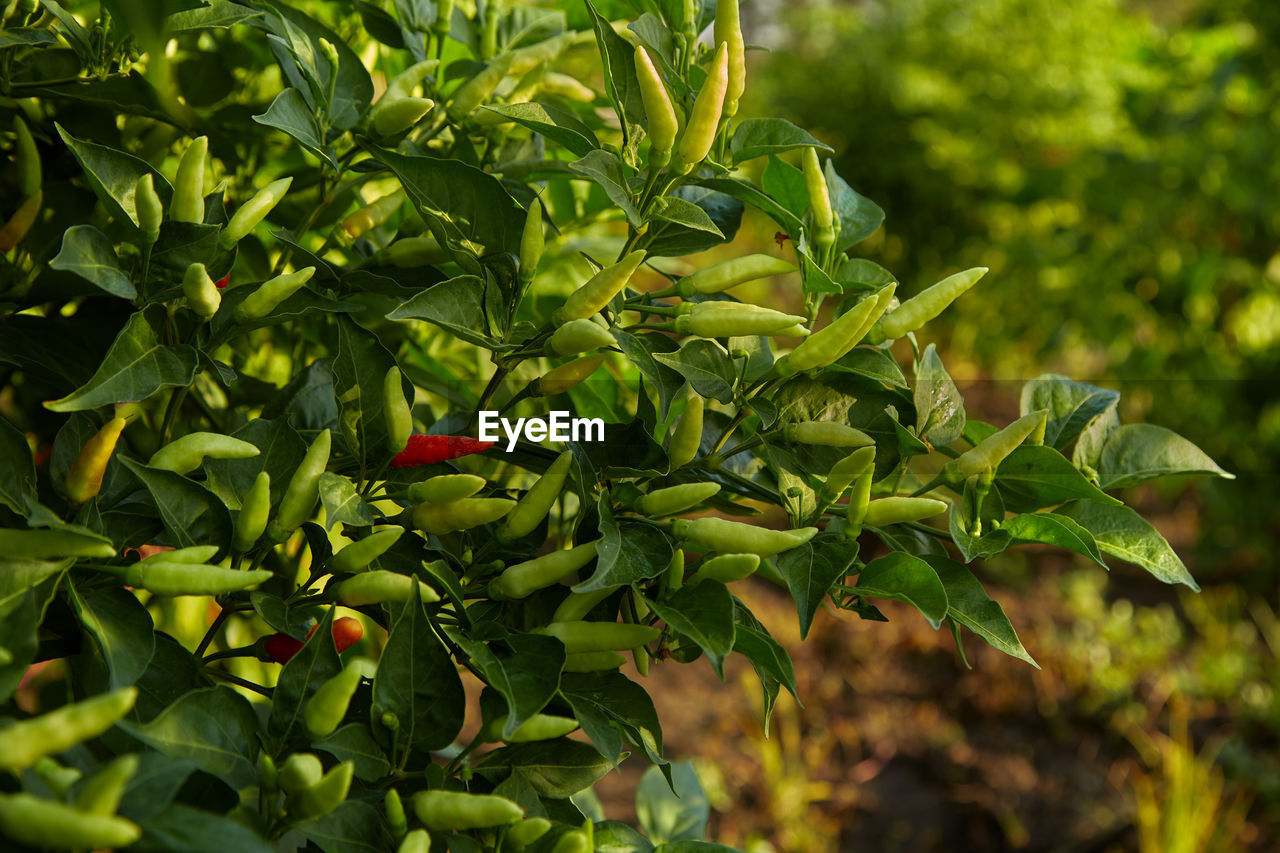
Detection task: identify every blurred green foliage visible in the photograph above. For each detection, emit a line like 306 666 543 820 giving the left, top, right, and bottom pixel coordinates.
754 0 1279 569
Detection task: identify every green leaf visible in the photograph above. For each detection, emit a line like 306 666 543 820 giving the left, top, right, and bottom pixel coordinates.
138 803 274 853
561 671 665 766
67 581 155 689
372 596 465 753
595 821 656 853
569 149 641 227
163 0 261 33
1018 373 1120 452
55 124 172 230
776 533 857 639
699 176 805 237
457 631 565 741
828 347 907 388
386 275 498 347
643 580 735 677
297 800 392 853
119 458 234 554
1096 424 1235 489
761 155 809 221
636 762 708 844
269 608 342 742
996 445 1123 512
825 161 885 251
913 343 965 447
253 87 338 168
612 331 683 418
258 1 373 131
584 0 645 164
1001 512 1107 568
576 511 673 592
318 472 376 530
731 118 833 163
653 339 736 405
44 306 198 412
0 28 59 47
0 559 67 702
1057 501 1200 591
925 556 1037 667
0 416 36 515
315 724 392 782
49 226 137 299
331 314 398 473
203 417 307 511
732 602 798 736
644 185 741 257
484 102 601 157
121 686 261 789
481 739 613 799
854 552 949 629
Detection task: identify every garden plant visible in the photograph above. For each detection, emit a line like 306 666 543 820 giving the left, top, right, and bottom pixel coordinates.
0 0 1236 851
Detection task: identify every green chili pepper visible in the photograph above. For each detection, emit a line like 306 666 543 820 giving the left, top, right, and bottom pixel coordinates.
676 254 796 297
385 789 408 839
675 301 807 338
123 562 273 596
331 570 441 606
0 687 136 771
481 713 578 743
803 146 834 232
819 446 876 504
844 466 873 538
0 793 140 850
135 173 163 244
943 410 1047 483
149 431 259 474
562 650 627 672
378 59 440 105
220 177 292 249
519 196 544 285
235 266 317 322
398 829 431 853
501 450 573 540
66 416 127 507
554 250 647 324
413 790 524 831
539 355 607 396
182 262 221 319
551 585 616 623
373 96 436 136
172 136 208 224
860 496 949 527
714 0 746 118
675 42 729 172
73 753 139 816
407 474 486 504
138 545 219 565
489 541 600 600
672 517 817 557
32 758 82 798
781 284 897 374
382 235 452 267
665 548 686 593
785 421 875 448
304 664 362 739
541 72 595 102
272 429 330 537
635 45 679 163
549 318 615 356
340 189 406 242
12 117 40 198
234 471 271 552
506 32 578 75
689 553 760 584
279 753 324 795
507 817 552 848
412 497 515 536
384 366 413 455
258 753 278 795
0 190 40 252
638 482 721 517
533 621 661 653
449 54 515 120
290 760 354 821
330 527 403 574
433 0 454 38
869 267 988 343
668 395 704 470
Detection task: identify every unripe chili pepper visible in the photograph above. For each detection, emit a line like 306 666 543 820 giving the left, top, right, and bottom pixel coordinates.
138 544 218 565
635 46 678 161
433 0 454 37
541 72 595 102
32 758 82 798
689 552 759 584
135 173 163 244
399 829 431 853
379 59 440 105
549 318 615 356
506 32 578 75
259 753 278 795
0 190 41 251
675 301 807 338
675 42 729 172
562 651 626 672
373 96 436 136
331 570 441 606
304 663 362 739
0 528 116 559
236 266 317 322
408 474 486 504
668 395 704 470
507 817 552 848
870 267 988 343
383 235 451 267
0 793 140 850
819 445 875 504
489 540 600 600
220 177 292 249
552 829 591 853
12 117 40 197
172 136 208 224
714 0 746 118
533 621 661 653
385 789 408 838
539 355 606 396
414 790 524 831
448 54 515 120
672 517 817 557
665 548 686 593
676 254 796 297
234 471 271 552
944 410 1047 483
785 421 874 448
552 585 616 623
0 687 136 771
860 496 948 527
412 497 515 535
384 366 413 455
291 760 354 821
73 753 139 816
638 482 721 517
182 262 221 318
391 434 494 468
781 284 897 374
66 416 127 507
633 643 651 676
279 753 323 795
341 189 406 242
501 449 573 540
481 713 578 743
272 429 330 537
802 146 834 232
520 197 544 285
330 527 403 573
123 562 273 596
554 250 647 324
149 431 259 474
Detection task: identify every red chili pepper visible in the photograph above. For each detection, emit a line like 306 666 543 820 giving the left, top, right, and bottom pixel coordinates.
389 434 494 468
214 273 230 289
326 617 364 653
263 633 304 663
262 617 364 663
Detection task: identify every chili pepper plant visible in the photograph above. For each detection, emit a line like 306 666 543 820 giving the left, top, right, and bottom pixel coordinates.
0 1 1236 851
